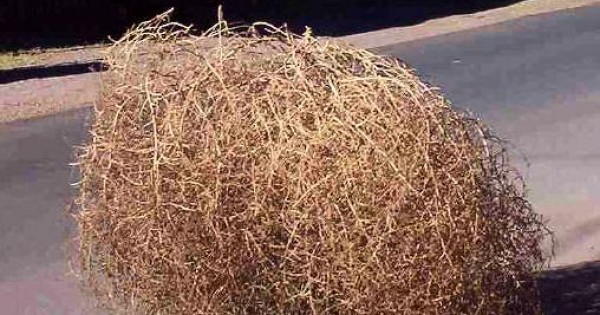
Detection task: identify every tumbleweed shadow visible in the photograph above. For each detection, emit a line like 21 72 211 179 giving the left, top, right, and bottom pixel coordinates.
538 260 600 314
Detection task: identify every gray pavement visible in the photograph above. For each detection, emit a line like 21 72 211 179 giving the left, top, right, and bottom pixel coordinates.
0 4 599 314
0 109 99 314
377 4 600 267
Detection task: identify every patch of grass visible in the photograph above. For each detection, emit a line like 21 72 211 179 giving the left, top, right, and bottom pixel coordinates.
0 44 107 71
0 52 38 70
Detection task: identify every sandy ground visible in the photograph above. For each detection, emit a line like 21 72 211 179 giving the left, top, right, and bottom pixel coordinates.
0 73 100 124
0 0 598 124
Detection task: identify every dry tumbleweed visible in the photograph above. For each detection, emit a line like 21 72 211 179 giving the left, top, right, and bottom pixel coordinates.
74 11 551 315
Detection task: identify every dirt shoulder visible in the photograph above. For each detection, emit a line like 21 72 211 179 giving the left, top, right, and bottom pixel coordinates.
341 0 600 48
0 46 104 123
1 0 599 125
0 72 100 124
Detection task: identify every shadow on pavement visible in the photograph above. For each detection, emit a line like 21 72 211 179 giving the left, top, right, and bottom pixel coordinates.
538 261 600 315
0 61 106 84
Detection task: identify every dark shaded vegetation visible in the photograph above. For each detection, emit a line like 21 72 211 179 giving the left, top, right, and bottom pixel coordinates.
538 261 600 315
1 0 524 51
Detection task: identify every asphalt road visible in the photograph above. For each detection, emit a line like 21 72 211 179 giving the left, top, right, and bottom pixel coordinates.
0 4 599 314
0 109 99 314
378 4 600 267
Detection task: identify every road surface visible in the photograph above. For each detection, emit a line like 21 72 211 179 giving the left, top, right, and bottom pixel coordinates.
0 4 599 314
378 4 600 267
0 109 100 314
